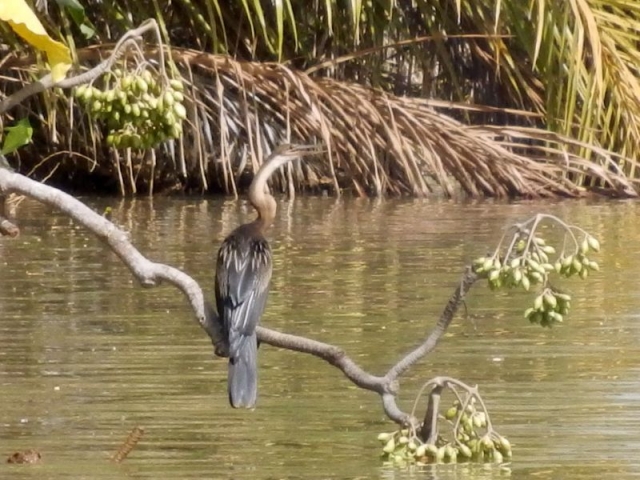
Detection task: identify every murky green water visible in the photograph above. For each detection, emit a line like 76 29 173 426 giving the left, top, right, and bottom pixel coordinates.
1 196 639 479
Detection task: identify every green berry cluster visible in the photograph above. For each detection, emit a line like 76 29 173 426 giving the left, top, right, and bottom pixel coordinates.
473 236 557 291
443 399 511 464
378 399 511 466
524 289 571 326
472 232 600 327
74 69 186 149
554 236 600 279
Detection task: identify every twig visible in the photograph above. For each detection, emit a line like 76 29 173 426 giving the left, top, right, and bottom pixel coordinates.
0 167 223 346
419 384 443 443
385 269 478 381
0 19 161 115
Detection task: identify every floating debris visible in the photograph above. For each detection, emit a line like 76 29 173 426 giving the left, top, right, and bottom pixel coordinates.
7 449 41 464
112 426 144 463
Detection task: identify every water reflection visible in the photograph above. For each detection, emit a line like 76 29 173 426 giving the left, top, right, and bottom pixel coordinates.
0 197 639 479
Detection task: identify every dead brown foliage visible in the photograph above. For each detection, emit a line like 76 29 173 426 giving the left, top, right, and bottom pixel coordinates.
1 46 638 198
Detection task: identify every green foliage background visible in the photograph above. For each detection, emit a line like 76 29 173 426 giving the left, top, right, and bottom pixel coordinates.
2 0 640 196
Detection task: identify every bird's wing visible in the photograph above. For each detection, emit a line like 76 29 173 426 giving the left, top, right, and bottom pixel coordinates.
215 237 273 335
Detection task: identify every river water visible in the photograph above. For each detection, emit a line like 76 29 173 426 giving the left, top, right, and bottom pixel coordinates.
0 196 638 479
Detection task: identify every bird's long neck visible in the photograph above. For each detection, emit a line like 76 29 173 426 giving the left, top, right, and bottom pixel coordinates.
251 196 275 234
248 153 296 235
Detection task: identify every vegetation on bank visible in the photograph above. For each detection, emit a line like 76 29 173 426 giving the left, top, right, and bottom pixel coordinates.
1 1 640 197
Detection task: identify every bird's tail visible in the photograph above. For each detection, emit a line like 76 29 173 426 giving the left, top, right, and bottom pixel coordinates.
228 331 258 408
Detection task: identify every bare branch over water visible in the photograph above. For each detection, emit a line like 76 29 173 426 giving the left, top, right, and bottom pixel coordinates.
0 168 476 425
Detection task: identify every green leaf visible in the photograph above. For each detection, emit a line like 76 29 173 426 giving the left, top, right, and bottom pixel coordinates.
350 0 363 41
1 118 33 155
79 23 95 39
54 0 85 10
55 0 85 25
274 0 283 61
284 0 298 51
55 0 95 39
323 0 333 34
0 0 72 81
248 0 272 52
238 0 256 45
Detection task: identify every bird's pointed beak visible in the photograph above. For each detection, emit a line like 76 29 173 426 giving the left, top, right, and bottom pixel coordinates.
291 143 326 156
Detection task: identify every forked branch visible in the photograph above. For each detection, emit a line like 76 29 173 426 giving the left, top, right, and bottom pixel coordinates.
0 167 475 426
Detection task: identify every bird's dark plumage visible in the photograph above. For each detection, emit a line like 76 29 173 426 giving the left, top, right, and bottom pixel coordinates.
215 222 272 409
213 144 322 409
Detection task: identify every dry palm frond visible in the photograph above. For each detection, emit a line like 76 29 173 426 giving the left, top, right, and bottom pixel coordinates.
6 46 626 198
5 0 640 161
2 0 640 197
3 0 640 197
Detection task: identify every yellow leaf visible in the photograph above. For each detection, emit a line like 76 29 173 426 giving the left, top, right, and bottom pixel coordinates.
0 0 72 81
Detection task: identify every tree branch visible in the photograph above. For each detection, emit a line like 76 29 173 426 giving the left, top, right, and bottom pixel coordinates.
256 328 387 392
420 384 443 443
0 19 160 116
0 167 223 343
385 268 478 382
0 168 474 427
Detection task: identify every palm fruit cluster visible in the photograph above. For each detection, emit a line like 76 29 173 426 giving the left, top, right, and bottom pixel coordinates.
554 235 600 279
523 288 571 327
443 398 511 463
74 69 186 149
472 232 600 327
378 399 511 466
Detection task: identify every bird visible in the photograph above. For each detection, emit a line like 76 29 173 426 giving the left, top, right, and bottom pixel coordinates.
214 143 323 408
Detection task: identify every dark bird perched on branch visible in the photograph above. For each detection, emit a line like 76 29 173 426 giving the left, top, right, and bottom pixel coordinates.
215 144 323 408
